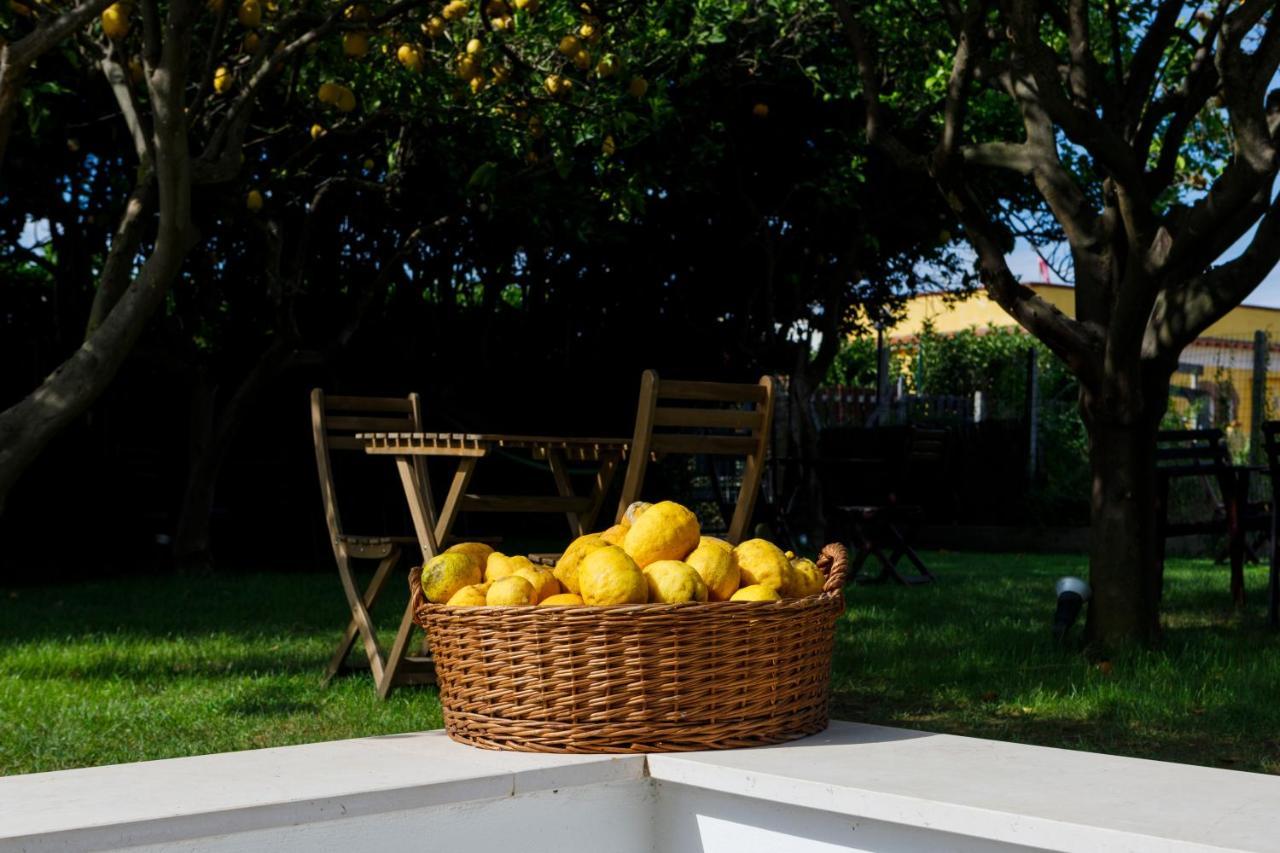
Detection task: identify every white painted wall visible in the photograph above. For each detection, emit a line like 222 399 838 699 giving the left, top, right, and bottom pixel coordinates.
651 781 1038 853
120 779 655 853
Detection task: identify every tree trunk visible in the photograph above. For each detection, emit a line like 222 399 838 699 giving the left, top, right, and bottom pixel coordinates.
0 29 193 514
1081 389 1164 646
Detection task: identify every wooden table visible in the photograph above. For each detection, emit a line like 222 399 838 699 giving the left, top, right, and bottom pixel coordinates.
355 432 628 692
359 432 630 563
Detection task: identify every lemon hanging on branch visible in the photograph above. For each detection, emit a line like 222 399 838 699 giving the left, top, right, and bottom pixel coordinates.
236 0 261 28
343 31 369 57
212 66 233 94
101 2 131 40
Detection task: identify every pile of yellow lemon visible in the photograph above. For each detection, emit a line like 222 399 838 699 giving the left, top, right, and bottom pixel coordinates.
418 500 825 607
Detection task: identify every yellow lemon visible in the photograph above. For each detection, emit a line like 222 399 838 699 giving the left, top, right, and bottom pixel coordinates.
397 43 423 71
343 31 369 57
599 522 628 545
734 539 793 591
557 34 580 56
622 501 652 525
685 539 740 601
343 3 370 19
466 37 483 55
544 74 571 96
483 0 507 14
578 545 646 605
552 533 605 594
539 593 583 606
213 66 233 94
514 566 560 603
601 134 616 156
643 560 707 604
456 54 480 79
578 19 598 40
595 52 619 78
441 0 468 19
627 76 648 98
512 0 536 10
486 575 535 605
420 551 482 603
334 85 357 112
491 64 511 84
621 500 699 568
101 3 130 40
237 0 261 27
445 542 494 575
446 584 488 606
422 16 445 37
572 48 591 70
485 553 535 583
310 123 325 139
731 584 782 602
245 189 264 211
318 81 339 103
788 557 825 598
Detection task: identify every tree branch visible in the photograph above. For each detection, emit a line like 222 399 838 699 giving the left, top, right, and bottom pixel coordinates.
828 0 928 172
100 50 154 166
1152 189 1280 356
0 0 118 167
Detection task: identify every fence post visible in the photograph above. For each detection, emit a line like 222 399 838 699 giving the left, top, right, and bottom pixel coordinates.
1025 347 1039 482
1252 330 1268 463
875 327 890 423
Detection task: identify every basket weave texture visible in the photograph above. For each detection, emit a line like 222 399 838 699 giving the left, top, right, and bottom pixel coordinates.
409 542 849 753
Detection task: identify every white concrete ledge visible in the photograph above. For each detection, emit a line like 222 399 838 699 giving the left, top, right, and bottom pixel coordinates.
648 722 1280 853
2 721 1277 852
0 732 646 852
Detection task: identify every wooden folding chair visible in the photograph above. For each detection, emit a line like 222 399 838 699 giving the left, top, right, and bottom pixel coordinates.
616 370 775 544
311 389 436 698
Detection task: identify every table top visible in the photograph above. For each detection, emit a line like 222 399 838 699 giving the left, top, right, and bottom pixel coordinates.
359 432 630 459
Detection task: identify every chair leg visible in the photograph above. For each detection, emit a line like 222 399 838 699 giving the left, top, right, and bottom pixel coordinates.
378 598 423 700
332 543 388 685
884 523 934 584
323 547 400 685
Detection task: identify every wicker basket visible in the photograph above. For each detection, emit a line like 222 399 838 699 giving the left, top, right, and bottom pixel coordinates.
408 542 849 753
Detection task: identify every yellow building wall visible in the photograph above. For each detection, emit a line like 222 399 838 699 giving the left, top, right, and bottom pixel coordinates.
890 284 1280 340
885 284 1280 441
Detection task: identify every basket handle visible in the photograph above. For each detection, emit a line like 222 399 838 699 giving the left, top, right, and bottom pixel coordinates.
407 563 425 609
817 542 850 601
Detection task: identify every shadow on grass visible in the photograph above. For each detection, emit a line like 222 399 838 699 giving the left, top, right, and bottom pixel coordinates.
220 684 322 717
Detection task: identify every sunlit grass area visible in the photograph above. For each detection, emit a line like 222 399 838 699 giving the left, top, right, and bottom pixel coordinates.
833 552 1280 774
3 552 1277 776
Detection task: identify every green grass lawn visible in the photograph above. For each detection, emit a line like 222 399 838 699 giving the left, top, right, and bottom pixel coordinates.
2 552 1278 776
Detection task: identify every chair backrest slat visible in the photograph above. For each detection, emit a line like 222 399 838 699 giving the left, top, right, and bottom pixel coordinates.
325 415 417 433
651 407 764 431
311 388 425 545
654 379 769 404
323 394 414 413
616 369 775 543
